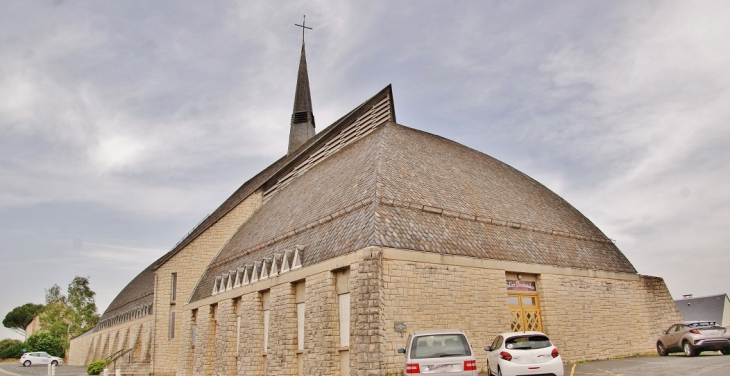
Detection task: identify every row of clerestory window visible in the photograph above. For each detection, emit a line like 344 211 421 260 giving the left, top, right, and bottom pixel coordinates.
96 303 153 331
212 246 304 295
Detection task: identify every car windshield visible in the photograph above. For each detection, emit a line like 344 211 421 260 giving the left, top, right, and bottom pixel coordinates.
410 334 472 359
504 335 552 350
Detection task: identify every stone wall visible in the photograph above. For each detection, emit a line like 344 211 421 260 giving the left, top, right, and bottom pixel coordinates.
153 191 262 375
302 270 340 376
380 256 509 375
68 317 153 370
539 273 682 362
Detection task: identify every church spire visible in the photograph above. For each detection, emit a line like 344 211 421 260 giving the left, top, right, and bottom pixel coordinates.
288 16 315 155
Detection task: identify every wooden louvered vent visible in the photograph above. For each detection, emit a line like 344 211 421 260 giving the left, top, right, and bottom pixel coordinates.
292 111 314 124
263 94 392 202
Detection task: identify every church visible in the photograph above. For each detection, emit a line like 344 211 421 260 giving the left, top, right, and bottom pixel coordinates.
68 30 682 376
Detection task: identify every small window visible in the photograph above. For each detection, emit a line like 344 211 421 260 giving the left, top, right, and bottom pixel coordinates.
522 296 536 306
169 310 176 339
171 273 177 301
507 296 519 306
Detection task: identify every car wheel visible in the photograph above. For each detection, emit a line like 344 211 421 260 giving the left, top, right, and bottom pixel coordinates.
23 360 31 367
51 360 58 366
683 341 696 357
656 342 668 356
721 348 730 355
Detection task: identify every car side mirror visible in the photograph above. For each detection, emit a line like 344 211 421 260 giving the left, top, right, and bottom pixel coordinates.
484 346 491 352
662 331 668 335
397 348 405 354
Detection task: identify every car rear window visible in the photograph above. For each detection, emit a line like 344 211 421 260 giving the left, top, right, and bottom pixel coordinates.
687 322 716 328
410 334 472 359
504 335 552 350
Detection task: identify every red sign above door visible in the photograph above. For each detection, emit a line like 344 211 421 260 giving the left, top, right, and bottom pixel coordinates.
506 280 536 291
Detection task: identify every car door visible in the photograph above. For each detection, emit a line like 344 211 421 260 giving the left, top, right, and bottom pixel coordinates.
667 325 684 350
487 336 503 374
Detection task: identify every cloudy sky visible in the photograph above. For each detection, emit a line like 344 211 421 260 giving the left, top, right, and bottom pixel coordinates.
2 1 729 340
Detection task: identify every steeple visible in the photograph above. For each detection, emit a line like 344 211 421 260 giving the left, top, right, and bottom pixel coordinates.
288 17 315 154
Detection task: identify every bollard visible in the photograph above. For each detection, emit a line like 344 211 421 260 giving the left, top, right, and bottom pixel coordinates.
115 369 121 376
47 364 51 375
51 363 56 375
103 368 109 376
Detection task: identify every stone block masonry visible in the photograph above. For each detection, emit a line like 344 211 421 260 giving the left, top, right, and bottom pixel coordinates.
153 192 262 375
538 274 682 362
380 257 509 374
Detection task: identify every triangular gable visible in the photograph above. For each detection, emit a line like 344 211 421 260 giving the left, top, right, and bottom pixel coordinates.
251 262 260 283
260 258 271 280
292 245 303 270
234 267 244 288
226 271 234 291
271 254 281 277
243 265 252 285
281 249 292 273
212 276 222 295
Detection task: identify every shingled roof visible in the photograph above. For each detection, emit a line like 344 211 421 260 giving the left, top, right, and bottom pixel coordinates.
191 122 637 302
97 86 395 323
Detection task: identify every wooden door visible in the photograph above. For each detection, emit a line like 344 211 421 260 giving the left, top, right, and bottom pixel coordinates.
508 294 543 332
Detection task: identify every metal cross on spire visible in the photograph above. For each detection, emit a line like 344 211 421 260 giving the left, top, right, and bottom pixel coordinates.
295 15 312 44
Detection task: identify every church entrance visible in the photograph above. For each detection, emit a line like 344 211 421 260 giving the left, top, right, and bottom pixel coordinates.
506 276 543 332
507 293 542 332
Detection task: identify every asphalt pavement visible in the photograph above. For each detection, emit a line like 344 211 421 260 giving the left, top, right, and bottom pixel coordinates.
2 353 729 376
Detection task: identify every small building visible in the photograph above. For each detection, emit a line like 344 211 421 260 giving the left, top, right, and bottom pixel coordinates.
24 315 41 341
675 294 730 327
68 34 682 375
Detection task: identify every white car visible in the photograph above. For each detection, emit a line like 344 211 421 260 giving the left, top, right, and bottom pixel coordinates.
398 329 478 375
485 331 563 376
19 351 63 367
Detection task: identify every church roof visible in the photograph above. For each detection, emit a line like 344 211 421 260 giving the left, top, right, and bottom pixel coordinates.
97 86 395 321
190 119 637 302
98 264 154 321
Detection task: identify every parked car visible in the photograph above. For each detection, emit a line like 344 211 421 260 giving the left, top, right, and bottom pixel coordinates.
656 321 730 357
397 329 478 375
484 331 563 376
19 351 63 367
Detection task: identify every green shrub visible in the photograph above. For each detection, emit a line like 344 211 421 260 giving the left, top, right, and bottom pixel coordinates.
25 332 64 357
0 338 24 359
87 358 109 375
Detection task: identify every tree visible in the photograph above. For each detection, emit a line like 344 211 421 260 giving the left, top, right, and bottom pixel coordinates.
2 303 44 336
67 276 100 336
0 338 24 359
25 332 64 357
39 276 100 354
45 284 65 305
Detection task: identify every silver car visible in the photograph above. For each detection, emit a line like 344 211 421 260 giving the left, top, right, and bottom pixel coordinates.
656 321 730 356
398 329 478 375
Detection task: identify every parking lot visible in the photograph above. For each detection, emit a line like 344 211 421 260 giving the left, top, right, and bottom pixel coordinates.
568 352 729 376
2 353 729 376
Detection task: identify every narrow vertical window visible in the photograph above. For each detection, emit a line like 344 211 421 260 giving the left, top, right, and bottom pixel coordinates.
262 290 270 353
171 273 177 301
338 293 350 347
169 310 176 339
191 309 197 347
